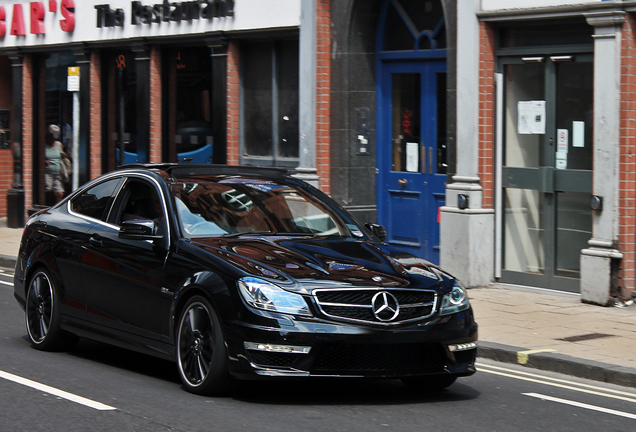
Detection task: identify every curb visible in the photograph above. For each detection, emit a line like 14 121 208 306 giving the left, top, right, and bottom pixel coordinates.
479 341 636 388
0 254 16 270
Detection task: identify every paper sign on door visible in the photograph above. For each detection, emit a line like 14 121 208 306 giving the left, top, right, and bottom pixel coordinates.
406 142 418 173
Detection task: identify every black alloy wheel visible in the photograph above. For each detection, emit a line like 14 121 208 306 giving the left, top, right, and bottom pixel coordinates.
177 296 230 395
25 269 77 351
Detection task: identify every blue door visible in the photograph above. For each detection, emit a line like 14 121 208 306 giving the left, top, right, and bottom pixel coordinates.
377 61 447 264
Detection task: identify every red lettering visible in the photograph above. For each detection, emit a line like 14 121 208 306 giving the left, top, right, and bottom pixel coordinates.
30 2 45 35
60 0 74 32
49 0 57 13
402 110 413 137
0 7 5 38
10 4 26 36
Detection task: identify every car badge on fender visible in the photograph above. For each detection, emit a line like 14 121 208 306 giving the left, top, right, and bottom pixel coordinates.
371 291 400 322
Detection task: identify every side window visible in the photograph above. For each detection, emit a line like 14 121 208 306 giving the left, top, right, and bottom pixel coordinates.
115 179 164 226
71 178 121 221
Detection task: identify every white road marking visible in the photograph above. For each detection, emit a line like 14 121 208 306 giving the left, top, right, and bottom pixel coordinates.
524 392 636 420
477 363 636 403
0 370 116 411
0 280 13 286
478 362 636 398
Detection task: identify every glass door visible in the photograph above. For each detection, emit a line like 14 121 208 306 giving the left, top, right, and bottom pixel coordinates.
501 55 593 292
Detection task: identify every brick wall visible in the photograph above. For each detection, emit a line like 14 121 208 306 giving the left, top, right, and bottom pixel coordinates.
478 22 496 210
226 40 240 166
0 150 12 218
618 13 636 297
23 54 33 216
316 0 331 194
150 46 162 163
90 50 102 180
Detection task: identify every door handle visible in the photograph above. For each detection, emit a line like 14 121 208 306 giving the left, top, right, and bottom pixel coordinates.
89 235 103 248
398 179 408 186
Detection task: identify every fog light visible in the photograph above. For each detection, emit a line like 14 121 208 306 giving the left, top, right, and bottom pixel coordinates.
244 342 311 354
448 342 478 352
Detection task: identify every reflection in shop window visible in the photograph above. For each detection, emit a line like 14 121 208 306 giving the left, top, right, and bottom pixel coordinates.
241 39 299 166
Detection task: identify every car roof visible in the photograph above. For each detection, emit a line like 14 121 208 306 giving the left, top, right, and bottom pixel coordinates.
118 163 294 182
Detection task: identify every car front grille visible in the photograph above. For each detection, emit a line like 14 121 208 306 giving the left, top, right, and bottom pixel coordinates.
311 343 446 375
313 288 437 325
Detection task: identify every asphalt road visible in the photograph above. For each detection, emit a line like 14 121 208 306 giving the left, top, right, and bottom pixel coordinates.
2 267 636 431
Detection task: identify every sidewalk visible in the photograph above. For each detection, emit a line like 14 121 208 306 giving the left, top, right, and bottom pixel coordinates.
2 222 636 387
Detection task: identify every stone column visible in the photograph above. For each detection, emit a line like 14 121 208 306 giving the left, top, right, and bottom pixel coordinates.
440 0 494 287
294 0 319 187
580 11 625 305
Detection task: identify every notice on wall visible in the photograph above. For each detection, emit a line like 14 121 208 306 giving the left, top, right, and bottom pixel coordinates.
556 151 567 170
573 121 585 148
518 100 546 135
531 100 546 134
67 67 80 92
518 101 532 134
406 142 418 173
557 129 568 153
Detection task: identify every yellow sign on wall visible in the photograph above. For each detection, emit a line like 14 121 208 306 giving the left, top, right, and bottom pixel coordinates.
67 67 80 92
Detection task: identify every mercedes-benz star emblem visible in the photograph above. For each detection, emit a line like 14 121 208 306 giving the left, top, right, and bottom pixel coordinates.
371 291 400 322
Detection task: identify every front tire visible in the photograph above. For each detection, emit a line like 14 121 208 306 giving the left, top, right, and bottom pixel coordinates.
177 296 231 395
25 269 77 351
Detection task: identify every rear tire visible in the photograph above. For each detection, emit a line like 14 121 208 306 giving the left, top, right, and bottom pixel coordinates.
25 269 78 351
401 375 457 392
177 296 231 395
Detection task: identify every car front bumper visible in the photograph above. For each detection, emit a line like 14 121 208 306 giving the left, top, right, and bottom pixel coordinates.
224 308 478 380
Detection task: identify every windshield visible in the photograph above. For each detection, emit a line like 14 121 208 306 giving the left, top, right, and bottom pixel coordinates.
171 177 366 239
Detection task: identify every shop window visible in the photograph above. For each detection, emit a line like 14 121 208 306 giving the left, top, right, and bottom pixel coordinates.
101 50 138 171
241 39 299 166
165 47 214 164
44 53 77 155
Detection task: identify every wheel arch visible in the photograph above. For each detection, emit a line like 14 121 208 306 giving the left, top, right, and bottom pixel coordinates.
171 270 234 342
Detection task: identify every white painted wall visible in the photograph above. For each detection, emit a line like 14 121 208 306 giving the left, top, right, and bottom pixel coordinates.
0 0 301 48
482 0 603 10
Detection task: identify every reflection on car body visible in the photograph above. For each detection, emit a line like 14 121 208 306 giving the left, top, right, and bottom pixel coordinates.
13 164 477 395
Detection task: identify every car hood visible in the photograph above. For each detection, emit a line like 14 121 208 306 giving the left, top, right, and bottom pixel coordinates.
186 235 453 293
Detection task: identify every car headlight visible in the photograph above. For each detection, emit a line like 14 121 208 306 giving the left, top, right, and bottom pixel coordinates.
238 277 311 317
439 281 470 316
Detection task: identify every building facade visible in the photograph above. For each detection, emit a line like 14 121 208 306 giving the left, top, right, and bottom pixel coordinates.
2 0 635 306
0 0 330 221
442 0 636 306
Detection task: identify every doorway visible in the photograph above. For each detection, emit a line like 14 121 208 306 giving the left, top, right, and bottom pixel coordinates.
501 55 593 292
377 61 447 263
375 0 447 264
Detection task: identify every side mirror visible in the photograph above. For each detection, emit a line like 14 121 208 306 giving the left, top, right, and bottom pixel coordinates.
365 223 387 242
119 219 163 241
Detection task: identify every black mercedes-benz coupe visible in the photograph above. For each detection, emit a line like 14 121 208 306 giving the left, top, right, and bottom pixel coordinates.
14 164 477 395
